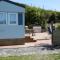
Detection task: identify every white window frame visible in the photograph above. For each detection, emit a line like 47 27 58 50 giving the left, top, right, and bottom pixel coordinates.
0 12 7 24
8 13 18 25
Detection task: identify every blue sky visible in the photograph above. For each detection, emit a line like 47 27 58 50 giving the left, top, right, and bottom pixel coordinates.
11 0 60 11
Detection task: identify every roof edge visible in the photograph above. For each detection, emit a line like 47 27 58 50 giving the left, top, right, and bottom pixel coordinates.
0 0 25 8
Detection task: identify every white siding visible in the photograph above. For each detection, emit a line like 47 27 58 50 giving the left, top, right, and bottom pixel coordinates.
0 25 25 39
0 1 25 12
0 1 25 39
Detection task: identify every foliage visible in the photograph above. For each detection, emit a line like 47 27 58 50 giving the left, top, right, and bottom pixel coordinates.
21 4 60 28
25 6 47 29
25 6 41 26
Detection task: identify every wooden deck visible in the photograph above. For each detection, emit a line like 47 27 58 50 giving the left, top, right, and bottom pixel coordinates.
0 36 36 46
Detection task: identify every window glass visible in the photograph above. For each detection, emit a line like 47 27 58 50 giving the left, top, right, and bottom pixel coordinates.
0 13 6 24
9 14 17 24
0 12 18 25
18 13 23 25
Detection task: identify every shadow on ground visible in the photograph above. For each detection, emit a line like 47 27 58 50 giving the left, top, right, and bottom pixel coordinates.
35 44 60 50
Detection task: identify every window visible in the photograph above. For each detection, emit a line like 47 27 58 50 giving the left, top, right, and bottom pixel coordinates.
18 13 23 25
8 13 18 25
0 12 21 25
0 12 7 24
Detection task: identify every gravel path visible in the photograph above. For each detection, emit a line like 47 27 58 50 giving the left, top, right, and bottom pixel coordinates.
0 46 60 57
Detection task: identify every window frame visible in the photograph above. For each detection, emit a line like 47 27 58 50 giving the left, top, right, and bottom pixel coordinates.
8 13 18 25
0 12 7 24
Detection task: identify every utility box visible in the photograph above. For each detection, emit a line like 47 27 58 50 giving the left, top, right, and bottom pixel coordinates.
33 26 41 33
53 26 60 46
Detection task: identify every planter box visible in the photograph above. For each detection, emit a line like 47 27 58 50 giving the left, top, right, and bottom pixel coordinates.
53 29 60 46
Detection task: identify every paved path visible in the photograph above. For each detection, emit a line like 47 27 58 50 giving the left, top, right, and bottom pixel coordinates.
26 32 51 40
0 46 60 57
25 32 52 46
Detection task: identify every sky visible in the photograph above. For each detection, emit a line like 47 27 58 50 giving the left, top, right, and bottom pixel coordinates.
11 0 60 11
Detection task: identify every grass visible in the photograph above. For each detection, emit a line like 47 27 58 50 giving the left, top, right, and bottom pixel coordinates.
0 54 60 60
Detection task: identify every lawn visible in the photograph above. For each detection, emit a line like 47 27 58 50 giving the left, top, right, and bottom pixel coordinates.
0 54 60 60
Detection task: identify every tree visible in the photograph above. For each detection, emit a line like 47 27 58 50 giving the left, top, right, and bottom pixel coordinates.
25 4 60 26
